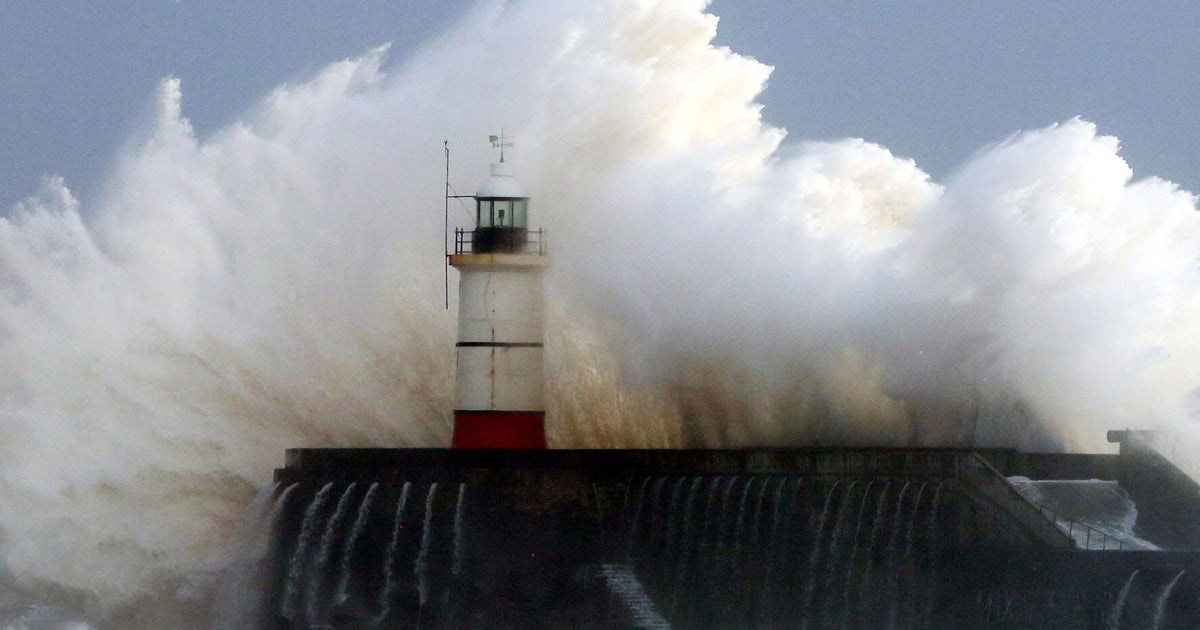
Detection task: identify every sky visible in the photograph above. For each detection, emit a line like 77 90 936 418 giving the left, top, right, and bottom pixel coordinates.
2 1 1199 208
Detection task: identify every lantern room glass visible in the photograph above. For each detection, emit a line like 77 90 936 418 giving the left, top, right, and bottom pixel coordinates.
476 200 492 228
477 198 529 229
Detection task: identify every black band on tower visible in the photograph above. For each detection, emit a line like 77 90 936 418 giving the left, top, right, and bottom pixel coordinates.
455 341 544 348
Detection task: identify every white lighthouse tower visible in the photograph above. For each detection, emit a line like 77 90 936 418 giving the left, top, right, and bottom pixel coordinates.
449 135 547 448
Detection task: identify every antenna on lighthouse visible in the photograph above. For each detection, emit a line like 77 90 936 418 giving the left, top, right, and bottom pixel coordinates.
442 140 483 309
488 129 513 162
443 140 451 309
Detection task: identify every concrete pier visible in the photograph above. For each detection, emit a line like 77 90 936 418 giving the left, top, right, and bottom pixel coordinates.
262 442 1200 628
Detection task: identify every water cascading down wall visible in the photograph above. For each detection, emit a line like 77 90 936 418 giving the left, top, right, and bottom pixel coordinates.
260 445 1200 629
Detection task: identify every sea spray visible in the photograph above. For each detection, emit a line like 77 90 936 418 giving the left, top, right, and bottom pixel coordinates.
918 483 944 627
800 479 840 629
1107 569 1139 630
618 477 635 555
839 480 875 629
733 477 757 547
759 477 790 620
821 480 858 628
898 481 930 628
855 480 890 620
415 482 439 607
749 476 771 547
780 478 808 602
451 483 467 576
281 482 334 621
711 475 739 595
268 484 301 530
887 481 911 556
596 564 672 630
827 481 859 562
699 476 723 549
670 477 702 614
904 481 927 558
209 482 283 630
1151 569 1185 630
717 477 739 546
649 476 669 550
665 477 687 569
0 0 1198 625
306 482 357 625
883 480 911 630
376 480 412 620
334 482 379 608
624 477 652 561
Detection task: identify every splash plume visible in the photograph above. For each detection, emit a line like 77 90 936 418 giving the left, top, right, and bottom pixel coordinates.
0 0 1198 624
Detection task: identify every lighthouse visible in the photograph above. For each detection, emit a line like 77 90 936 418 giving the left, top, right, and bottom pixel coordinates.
448 135 547 448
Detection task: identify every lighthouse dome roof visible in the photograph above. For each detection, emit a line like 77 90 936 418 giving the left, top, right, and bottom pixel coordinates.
475 162 526 198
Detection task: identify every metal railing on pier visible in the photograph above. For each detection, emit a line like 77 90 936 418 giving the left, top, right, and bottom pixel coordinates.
958 453 1125 550
1033 503 1126 550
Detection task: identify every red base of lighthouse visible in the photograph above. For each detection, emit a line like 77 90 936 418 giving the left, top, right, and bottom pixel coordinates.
451 410 547 449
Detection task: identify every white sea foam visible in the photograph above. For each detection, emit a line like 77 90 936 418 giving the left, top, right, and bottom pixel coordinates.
1008 477 1159 550
1 0 1198 624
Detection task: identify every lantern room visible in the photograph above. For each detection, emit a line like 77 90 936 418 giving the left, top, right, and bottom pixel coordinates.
472 161 531 253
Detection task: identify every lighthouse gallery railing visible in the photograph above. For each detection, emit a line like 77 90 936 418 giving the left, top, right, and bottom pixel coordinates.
454 227 547 255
